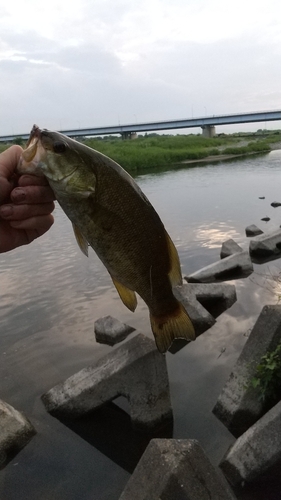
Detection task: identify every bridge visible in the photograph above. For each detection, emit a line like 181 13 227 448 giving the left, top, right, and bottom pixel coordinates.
1 110 281 142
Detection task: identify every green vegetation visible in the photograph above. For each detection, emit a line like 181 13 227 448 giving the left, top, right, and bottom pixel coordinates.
223 140 271 155
84 134 226 171
250 343 281 403
1 130 280 173
83 133 278 172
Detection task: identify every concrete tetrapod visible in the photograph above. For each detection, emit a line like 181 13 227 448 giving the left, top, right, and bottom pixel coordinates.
245 224 263 237
185 251 253 283
119 439 237 500
42 334 172 430
220 239 243 259
0 399 36 469
94 315 135 345
250 228 281 259
213 305 281 437
170 283 237 353
220 400 281 487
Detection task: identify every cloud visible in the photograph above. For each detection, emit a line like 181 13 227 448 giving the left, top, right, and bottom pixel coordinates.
1 0 281 135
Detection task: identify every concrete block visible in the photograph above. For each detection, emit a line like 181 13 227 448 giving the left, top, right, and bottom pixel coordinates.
185 251 253 283
245 224 263 237
213 305 281 437
171 283 237 353
250 229 281 258
119 439 237 500
42 333 172 430
94 315 135 345
220 239 243 259
220 401 281 487
0 400 36 469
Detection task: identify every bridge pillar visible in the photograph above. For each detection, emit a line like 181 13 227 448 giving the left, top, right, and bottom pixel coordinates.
202 125 216 138
121 132 138 140
121 132 131 140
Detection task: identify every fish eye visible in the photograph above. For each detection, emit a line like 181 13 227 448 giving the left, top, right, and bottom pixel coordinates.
53 141 67 153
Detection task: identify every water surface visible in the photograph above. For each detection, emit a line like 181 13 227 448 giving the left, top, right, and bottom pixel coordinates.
1 151 281 499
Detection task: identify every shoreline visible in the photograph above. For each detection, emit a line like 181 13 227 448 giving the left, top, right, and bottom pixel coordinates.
180 143 281 165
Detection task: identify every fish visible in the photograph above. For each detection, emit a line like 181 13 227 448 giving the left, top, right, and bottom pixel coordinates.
18 125 195 353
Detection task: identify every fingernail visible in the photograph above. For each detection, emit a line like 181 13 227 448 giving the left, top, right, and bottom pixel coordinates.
0 205 13 217
12 189 26 202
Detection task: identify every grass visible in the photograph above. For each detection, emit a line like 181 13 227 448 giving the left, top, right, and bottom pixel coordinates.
250 343 281 403
83 133 275 171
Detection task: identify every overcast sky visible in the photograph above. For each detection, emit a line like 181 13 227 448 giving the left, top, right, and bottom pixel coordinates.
1 0 281 136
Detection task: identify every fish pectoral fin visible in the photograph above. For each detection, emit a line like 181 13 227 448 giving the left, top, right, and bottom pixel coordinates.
66 187 95 198
165 231 183 286
64 173 96 198
72 223 89 256
111 277 137 312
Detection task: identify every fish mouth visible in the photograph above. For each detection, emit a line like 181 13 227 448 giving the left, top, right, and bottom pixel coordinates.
26 124 41 146
17 125 48 176
21 125 42 162
22 124 56 163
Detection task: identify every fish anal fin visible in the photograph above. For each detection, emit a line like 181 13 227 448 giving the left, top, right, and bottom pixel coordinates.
150 302 195 353
111 277 137 312
165 231 182 286
72 223 89 256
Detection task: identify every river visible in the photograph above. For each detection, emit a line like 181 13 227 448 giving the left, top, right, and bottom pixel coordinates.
1 150 281 499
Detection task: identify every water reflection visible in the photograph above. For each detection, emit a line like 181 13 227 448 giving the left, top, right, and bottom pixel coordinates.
1 151 281 499
58 403 173 474
195 222 242 249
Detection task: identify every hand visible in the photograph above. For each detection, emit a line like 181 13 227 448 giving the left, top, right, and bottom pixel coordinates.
0 145 55 253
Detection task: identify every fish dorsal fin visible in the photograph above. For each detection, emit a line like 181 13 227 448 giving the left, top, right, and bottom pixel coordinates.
165 231 183 286
72 223 89 257
111 276 137 312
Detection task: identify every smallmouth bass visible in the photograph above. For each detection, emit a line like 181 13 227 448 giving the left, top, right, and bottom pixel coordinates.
18 125 195 353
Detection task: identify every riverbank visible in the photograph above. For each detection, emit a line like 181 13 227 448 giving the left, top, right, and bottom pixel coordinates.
181 151 266 165
181 142 281 165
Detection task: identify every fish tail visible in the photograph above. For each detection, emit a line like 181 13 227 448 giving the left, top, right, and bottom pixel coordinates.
150 302 196 354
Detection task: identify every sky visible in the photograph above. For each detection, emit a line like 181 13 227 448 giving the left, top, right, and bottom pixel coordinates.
1 0 281 136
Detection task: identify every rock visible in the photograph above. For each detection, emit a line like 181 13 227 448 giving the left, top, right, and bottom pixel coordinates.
220 239 243 259
261 217 270 222
220 401 281 487
245 224 263 237
213 305 281 437
170 283 237 353
0 400 36 469
271 201 281 207
249 228 281 258
119 439 237 500
94 315 135 345
185 251 253 284
42 333 172 430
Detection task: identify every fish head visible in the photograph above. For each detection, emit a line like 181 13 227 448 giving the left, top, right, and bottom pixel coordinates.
18 125 86 183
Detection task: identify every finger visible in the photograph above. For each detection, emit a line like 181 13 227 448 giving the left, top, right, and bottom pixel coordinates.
18 174 49 187
0 146 23 203
9 214 54 235
0 202 55 220
11 185 56 204
0 145 23 178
